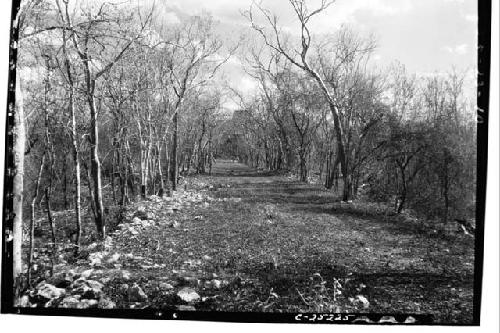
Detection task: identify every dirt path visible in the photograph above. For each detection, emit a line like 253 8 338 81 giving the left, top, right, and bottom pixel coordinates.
99 160 474 321
26 160 471 321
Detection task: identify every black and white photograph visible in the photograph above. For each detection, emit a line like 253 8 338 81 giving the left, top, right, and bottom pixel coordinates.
0 0 497 328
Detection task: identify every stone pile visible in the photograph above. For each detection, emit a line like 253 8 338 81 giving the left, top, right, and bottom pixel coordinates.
20 268 116 309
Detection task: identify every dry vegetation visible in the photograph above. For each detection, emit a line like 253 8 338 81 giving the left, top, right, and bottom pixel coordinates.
22 160 474 323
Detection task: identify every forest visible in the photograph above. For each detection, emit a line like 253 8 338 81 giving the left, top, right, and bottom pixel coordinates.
5 0 477 323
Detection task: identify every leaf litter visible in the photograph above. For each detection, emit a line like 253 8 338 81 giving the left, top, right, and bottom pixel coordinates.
21 167 474 322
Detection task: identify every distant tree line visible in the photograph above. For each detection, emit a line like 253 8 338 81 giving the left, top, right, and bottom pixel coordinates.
13 0 232 276
223 1 476 223
7 0 476 301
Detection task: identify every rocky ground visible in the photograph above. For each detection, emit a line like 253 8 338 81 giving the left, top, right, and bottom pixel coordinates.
19 160 475 323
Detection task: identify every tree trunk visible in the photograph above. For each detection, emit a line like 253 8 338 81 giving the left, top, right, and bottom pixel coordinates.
83 161 97 220
171 112 179 191
442 160 450 223
124 140 135 197
28 154 45 285
44 187 56 273
149 154 155 195
63 158 69 209
12 80 25 300
342 173 352 201
45 188 56 252
157 141 165 196
111 153 116 204
300 69 349 199
60 21 82 251
396 166 407 214
197 121 206 173
164 140 171 196
88 95 106 239
299 145 308 182
326 154 339 190
208 130 214 175
397 190 406 214
70 89 82 251
119 148 127 205
119 147 129 205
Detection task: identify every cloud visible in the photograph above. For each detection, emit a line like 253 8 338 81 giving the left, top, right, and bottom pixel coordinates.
443 43 469 55
237 76 259 94
464 14 478 23
305 0 414 33
221 99 240 112
168 0 249 19
163 11 181 25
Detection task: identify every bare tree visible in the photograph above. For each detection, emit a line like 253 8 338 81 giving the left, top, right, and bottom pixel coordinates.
154 14 228 190
245 0 369 199
56 0 152 238
54 0 83 249
9 0 43 303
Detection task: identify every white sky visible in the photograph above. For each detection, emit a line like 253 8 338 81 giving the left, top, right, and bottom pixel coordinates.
154 0 477 110
160 0 477 70
21 0 479 111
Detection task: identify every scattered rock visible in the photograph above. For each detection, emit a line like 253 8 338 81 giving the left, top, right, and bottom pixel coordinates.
119 284 129 294
149 195 162 202
204 279 222 289
59 296 81 309
79 299 99 309
159 282 174 291
50 271 75 288
178 276 199 286
106 253 121 264
170 221 181 228
352 295 370 309
80 269 94 279
135 206 148 220
17 295 31 307
101 277 111 284
73 279 104 299
34 283 66 303
89 252 104 267
128 283 148 302
90 269 104 279
177 287 200 303
98 296 116 309
104 236 113 248
211 280 222 289
87 243 99 251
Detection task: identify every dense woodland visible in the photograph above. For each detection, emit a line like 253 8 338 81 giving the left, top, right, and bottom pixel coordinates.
8 0 476 310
